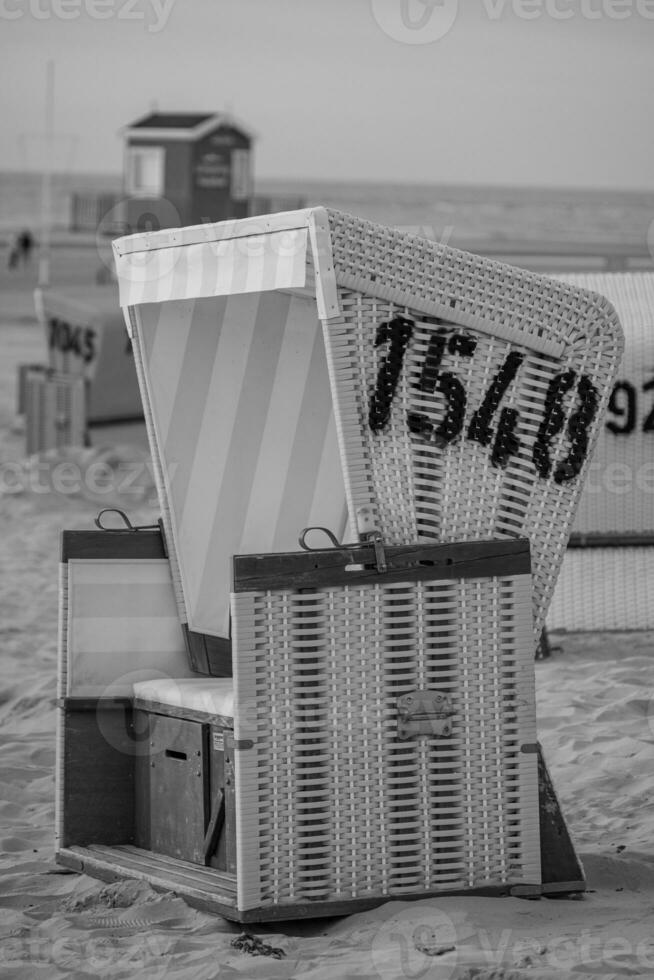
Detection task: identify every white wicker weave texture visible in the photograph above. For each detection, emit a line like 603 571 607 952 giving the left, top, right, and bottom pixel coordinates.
321 211 624 640
546 275 654 632
231 572 539 911
558 273 654 536
549 547 654 631
25 371 85 455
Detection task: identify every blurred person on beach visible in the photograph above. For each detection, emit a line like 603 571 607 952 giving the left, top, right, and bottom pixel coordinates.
7 229 35 270
7 232 19 270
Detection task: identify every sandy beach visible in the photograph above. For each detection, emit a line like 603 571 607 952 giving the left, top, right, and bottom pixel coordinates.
1 250 653 979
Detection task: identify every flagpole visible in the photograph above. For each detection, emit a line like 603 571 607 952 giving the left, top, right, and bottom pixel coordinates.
38 58 54 288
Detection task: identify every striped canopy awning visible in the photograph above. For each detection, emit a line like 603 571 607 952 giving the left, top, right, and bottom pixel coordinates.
113 210 340 320
134 290 348 638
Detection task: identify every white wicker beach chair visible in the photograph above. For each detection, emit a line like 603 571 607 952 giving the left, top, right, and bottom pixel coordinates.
75 208 619 918
547 273 654 631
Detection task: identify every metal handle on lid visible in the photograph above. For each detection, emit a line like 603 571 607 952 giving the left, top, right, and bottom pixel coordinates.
94 508 160 532
298 526 341 551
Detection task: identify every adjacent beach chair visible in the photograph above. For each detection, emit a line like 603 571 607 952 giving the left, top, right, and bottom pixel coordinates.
34 285 143 425
548 273 654 630
24 369 85 455
55 210 622 920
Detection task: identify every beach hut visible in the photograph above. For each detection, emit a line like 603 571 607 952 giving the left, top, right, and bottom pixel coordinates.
123 111 254 233
55 209 622 920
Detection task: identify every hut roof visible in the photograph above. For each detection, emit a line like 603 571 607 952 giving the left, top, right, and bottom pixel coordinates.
124 111 255 142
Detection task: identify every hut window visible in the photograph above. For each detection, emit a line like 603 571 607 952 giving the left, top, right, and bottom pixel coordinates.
126 146 165 196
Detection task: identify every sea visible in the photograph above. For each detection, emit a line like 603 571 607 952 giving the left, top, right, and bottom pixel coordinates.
1 169 653 251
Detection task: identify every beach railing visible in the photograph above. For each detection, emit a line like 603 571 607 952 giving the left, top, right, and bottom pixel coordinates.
248 193 306 216
69 192 122 233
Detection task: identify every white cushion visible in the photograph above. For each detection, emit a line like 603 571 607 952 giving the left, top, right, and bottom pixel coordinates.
132 677 234 717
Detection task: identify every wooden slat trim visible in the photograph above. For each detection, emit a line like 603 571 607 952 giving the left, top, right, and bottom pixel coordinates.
113 210 315 256
57 845 525 922
58 846 237 903
60 697 132 711
203 791 225 864
233 538 531 592
568 532 654 549
90 845 237 892
132 698 234 728
61 529 165 562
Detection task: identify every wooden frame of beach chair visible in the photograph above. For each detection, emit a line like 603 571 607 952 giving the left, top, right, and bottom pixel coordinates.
547 273 654 631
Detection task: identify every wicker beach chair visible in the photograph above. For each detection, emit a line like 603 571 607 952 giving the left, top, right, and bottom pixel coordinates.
52 209 622 918
548 273 654 630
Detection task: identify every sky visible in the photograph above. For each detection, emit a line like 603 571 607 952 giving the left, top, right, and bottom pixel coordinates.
1 0 654 189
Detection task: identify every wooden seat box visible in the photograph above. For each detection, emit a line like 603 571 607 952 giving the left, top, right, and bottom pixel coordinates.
133 679 236 871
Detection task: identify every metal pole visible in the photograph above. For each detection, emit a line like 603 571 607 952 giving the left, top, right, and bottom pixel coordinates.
38 59 54 288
